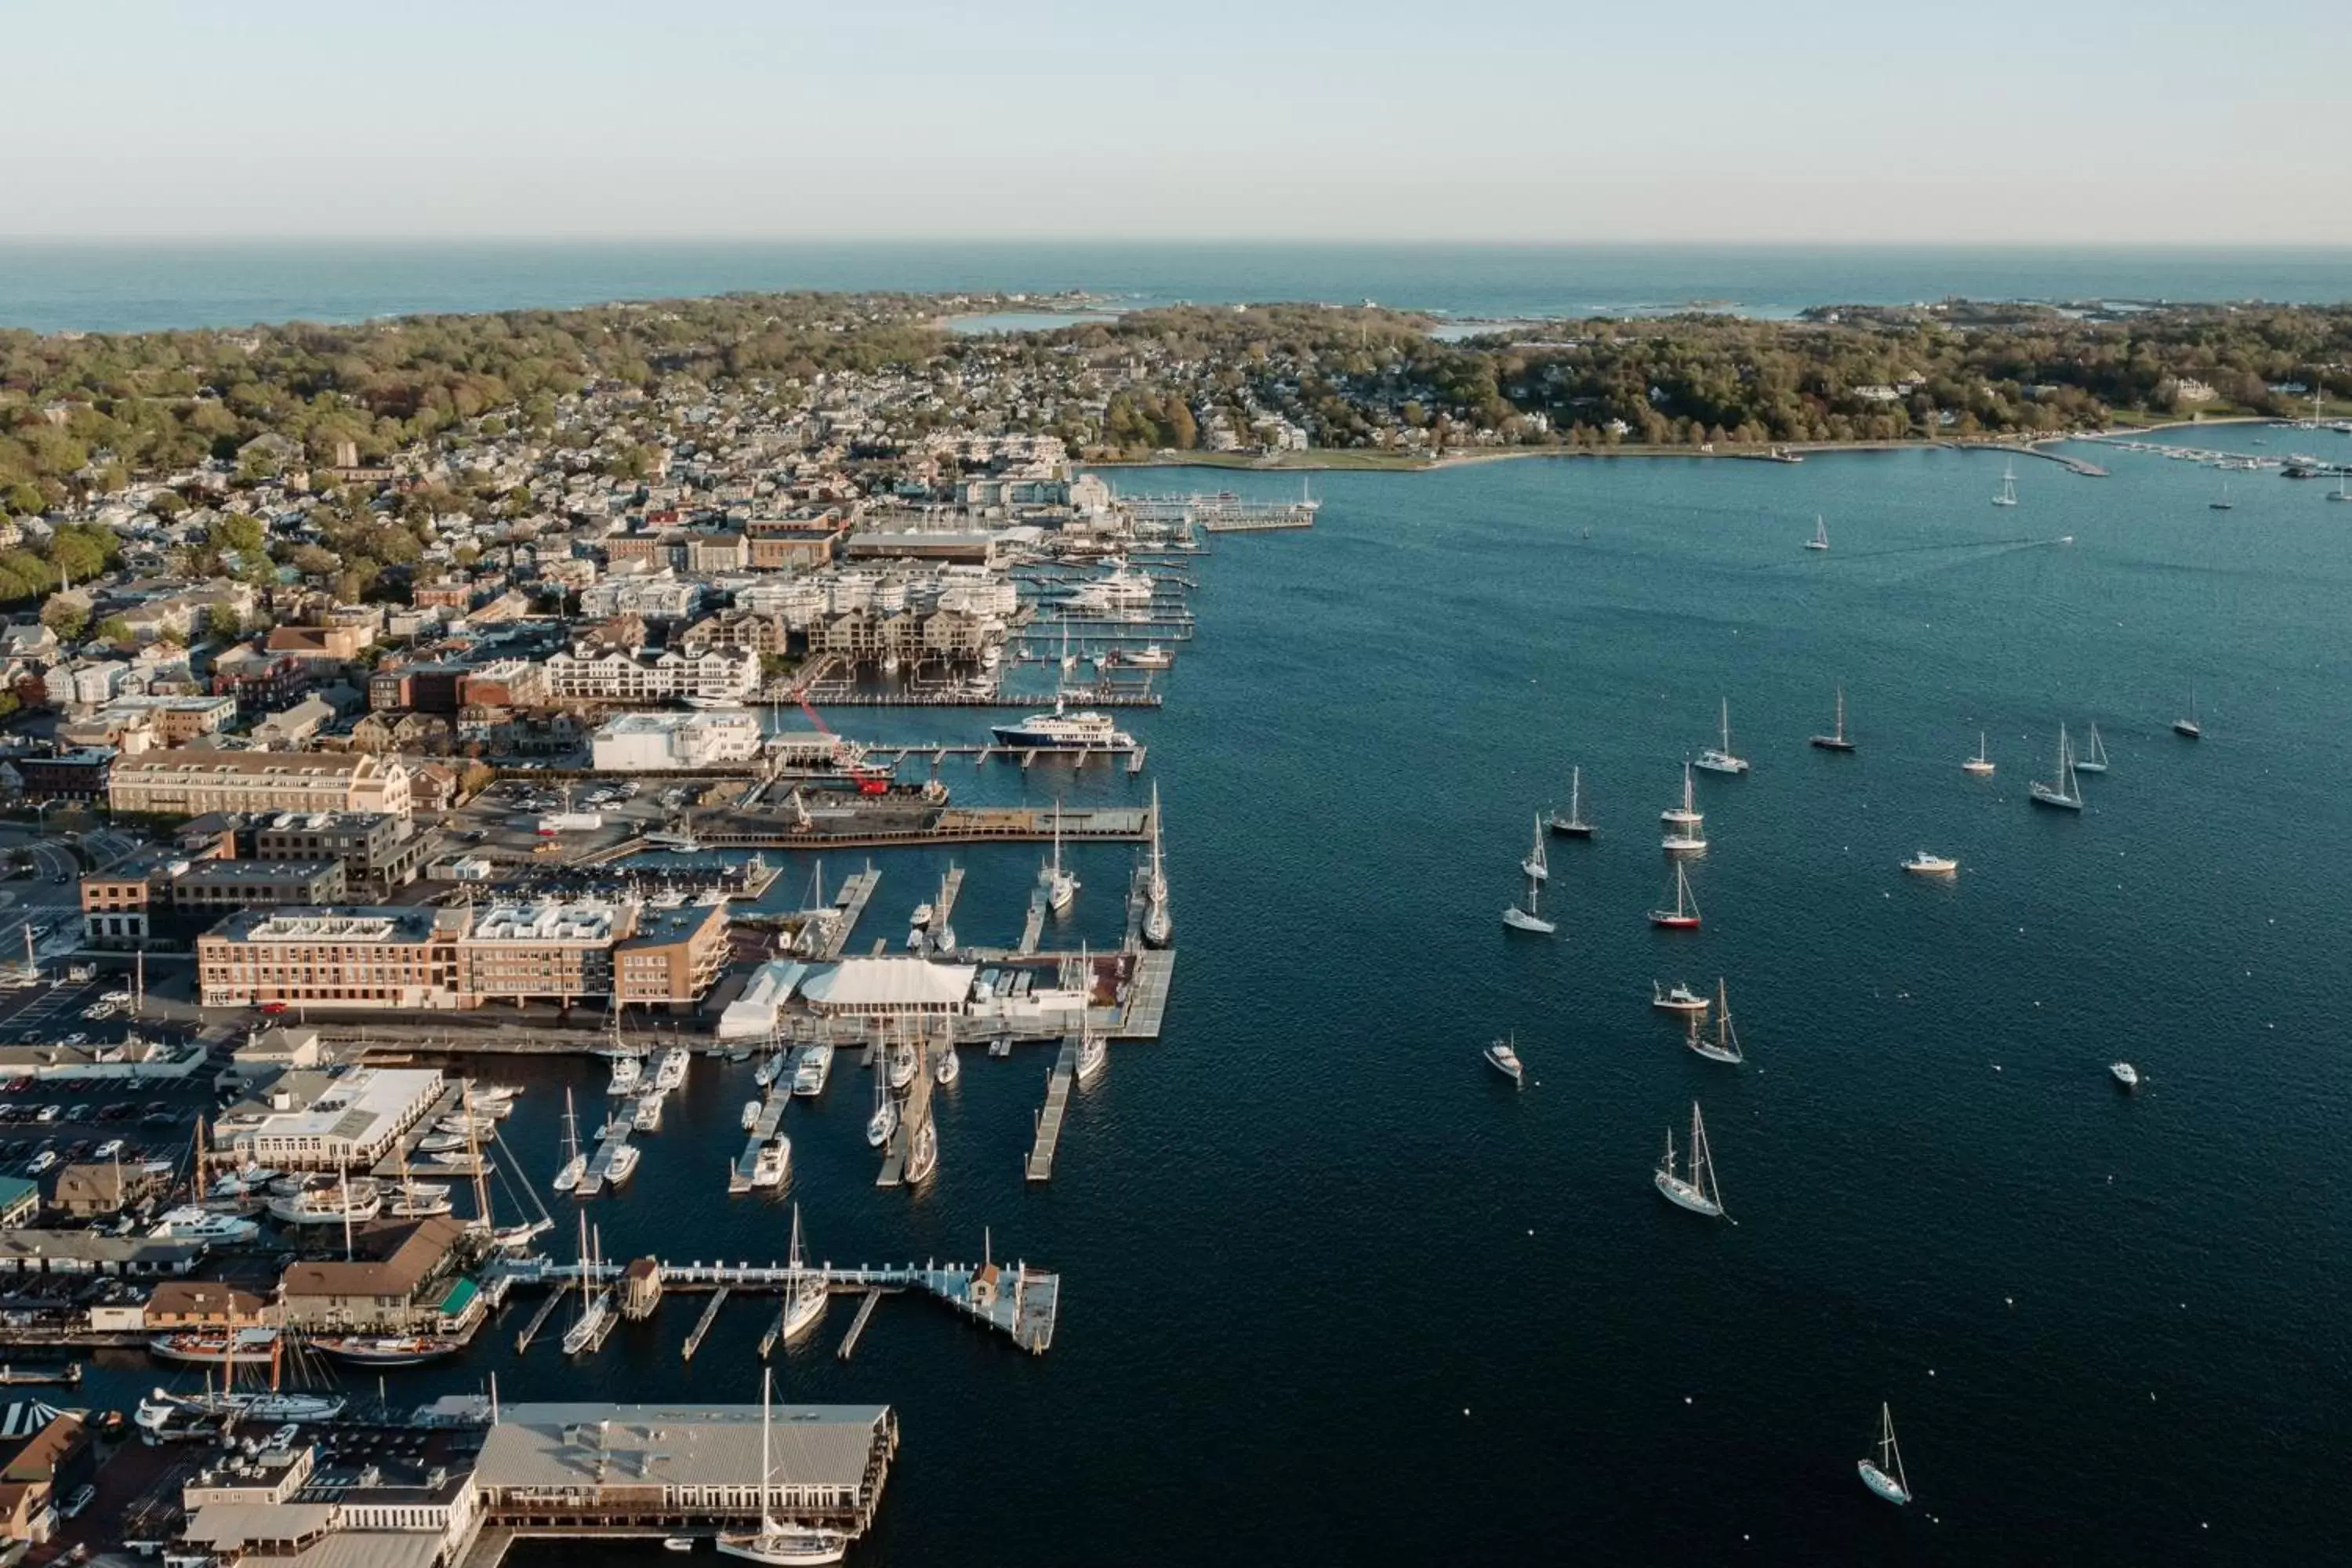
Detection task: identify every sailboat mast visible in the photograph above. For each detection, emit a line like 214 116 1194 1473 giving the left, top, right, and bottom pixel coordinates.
760 1367 775 1530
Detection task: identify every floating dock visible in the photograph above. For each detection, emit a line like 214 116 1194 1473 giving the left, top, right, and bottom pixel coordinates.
680 1286 729 1360
1025 1035 1078 1182
818 866 880 960
729 1094 789 1194
575 1127 635 1199
837 1288 884 1360
513 1290 564 1353
876 1058 935 1189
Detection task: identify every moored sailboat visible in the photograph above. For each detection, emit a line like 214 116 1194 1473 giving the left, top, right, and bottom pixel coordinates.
717 1370 851 1566
1483 1034 1525 1085
1993 459 2019 507
2029 724 2084 811
1648 863 1700 930
2075 722 2109 774
1693 698 1749 775
1522 815 1549 882
1548 767 1595 838
1962 731 1995 776
1805 515 1830 550
1809 685 1856 751
1857 1403 1913 1505
1661 763 1707 853
1686 979 1743 1065
1653 1101 1726 1218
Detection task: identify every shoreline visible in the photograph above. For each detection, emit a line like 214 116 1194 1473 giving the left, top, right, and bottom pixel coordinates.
1082 415 2283 474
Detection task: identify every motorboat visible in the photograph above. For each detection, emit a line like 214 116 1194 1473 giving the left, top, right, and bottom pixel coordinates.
631 1091 666 1134
149 1207 260 1245
654 1047 690 1092
750 1138 789 1189
1651 982 1710 1015
1483 1036 1524 1085
2111 1061 2140 1089
607 1055 644 1096
792 1044 834 1098
387 1181 455 1218
992 701 1135 751
604 1142 640 1185
1902 851 1958 875
416 1134 468 1153
742 1099 764 1132
267 1181 381 1225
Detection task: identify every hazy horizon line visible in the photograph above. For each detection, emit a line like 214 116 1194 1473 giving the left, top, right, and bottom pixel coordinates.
6 236 2352 253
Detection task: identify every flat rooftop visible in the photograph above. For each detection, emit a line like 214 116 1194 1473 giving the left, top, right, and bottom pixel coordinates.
474 1403 890 1494
211 906 456 944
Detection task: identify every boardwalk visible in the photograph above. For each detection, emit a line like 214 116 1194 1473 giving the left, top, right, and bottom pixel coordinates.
1116 949 1176 1039
818 866 880 960
837 1288 884 1360
680 1286 729 1360
1025 1035 1078 1182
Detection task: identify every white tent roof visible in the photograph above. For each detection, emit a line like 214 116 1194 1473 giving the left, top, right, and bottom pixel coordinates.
800 957 975 1010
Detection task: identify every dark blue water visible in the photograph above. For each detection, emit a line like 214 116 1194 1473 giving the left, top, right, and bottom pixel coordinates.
88 441 2352 1562
3 243 2348 333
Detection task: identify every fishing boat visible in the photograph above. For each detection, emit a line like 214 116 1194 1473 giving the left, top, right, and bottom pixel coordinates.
1809 686 1856 751
1548 766 1595 838
1502 864 1555 935
1858 1404 1913 1504
1962 731 1995 776
866 1075 898 1149
1653 1102 1726 1218
792 1044 834 1098
1652 981 1710 1015
2110 1061 2140 1089
1804 515 1830 550
776 1206 828 1343
1522 815 1549 882
1142 782 1173 947
1902 850 1958 875
934 1044 960 1087
1687 980 1743 1065
1483 1035 1525 1085
2173 690 2202 739
308 1335 463 1367
717 1370 851 1566
1648 863 1701 930
552 1089 586 1194
903 1117 938 1185
2029 724 2084 811
1661 763 1707 853
750 1138 790 1189
1993 459 2019 507
1040 808 1080 914
1693 698 1749 775
2075 723 2109 774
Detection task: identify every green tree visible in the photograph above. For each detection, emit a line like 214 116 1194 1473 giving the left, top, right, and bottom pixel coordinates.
39 597 89 641
94 615 133 644
205 604 245 641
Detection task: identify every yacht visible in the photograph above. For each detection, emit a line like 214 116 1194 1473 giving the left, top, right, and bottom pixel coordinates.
1902 851 1958 875
1693 699 1749 775
991 702 1135 750
653 1047 691 1092
1483 1035 1525 1085
150 1328 281 1367
1651 982 1710 1015
1040 811 1080 914
792 1044 834 1098
903 1118 938 1185
1075 1018 1106 1083
742 1098 764 1131
935 1044 960 1087
1057 558 1159 613
777 1207 829 1343
553 1090 586 1193
717 1371 852 1566
608 1055 645 1097
604 1142 641 1186
424 1150 483 1174
2029 724 2084 811
1114 643 1173 670
887 1044 918 1091
149 1207 260 1245
267 1181 381 1225
866 1080 898 1149
309 1335 463 1367
2110 1061 2140 1090
1963 731 1995 776
1661 763 1707 853
750 1138 790 1189
1653 1102 1726 1218
136 1387 344 1430
631 1091 666 1134
1858 1404 1913 1505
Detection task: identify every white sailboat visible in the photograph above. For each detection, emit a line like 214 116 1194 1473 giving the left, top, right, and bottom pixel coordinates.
776 1206 828 1344
1686 979 1743 1065
2173 688 2202 739
866 1066 898 1148
1502 862 1555 935
1805 515 1830 550
1653 1101 1726 1218
1548 766 1595 837
550 1088 586 1194
1993 459 2019 507
2074 722 2109 774
903 1116 938 1185
1075 999 1106 1083
1483 1033 1525 1084
1962 731 1995 776
1661 762 1707 853
1809 685 1856 751
1142 782 1173 946
717 1370 851 1566
2029 723 2084 811
560 1214 612 1356
1041 805 1079 914
1693 698 1749 775
1522 815 1549 882
1857 1404 1913 1505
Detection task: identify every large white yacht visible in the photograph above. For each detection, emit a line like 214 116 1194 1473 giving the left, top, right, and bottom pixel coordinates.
991 702 1134 750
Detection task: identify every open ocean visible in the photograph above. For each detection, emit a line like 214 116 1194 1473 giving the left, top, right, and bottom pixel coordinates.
79 428 2352 1562
0 243 2347 333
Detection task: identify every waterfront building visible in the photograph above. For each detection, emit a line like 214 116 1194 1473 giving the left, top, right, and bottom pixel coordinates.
277 1214 474 1332
542 645 758 705
590 710 764 771
212 1065 445 1172
109 748 413 819
179 1441 483 1568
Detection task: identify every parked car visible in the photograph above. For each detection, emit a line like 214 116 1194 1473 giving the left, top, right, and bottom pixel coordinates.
34 1105 61 1123
93 1139 122 1160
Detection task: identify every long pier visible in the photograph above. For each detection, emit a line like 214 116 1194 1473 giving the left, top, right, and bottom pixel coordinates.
836 1289 884 1360
793 684 1164 709
681 1287 730 1360
818 866 879 960
926 864 964 936
682 804 1155 853
492 1252 1057 1353
1025 1036 1078 1182
513 1289 564 1353
1118 492 1319 532
730 1093 789 1194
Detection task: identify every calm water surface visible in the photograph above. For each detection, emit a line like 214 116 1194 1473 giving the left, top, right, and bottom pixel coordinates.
89 439 2352 1562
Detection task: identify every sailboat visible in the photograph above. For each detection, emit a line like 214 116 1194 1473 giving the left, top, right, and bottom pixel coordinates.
1075 994 1107 1083
1686 979 1743 1064
2209 477 2234 511
1483 1034 1525 1085
2029 724 2084 811
1962 731 1995 776
903 1116 938 1185
2074 723 2109 774
1648 863 1700 929
1040 806 1079 914
1142 782 1173 946
1993 459 2019 507
560 1214 612 1356
717 1370 851 1565
1653 1101 1726 1218
1521 815 1549 882
1502 862 1555 935
2331 470 2351 503
1804 514 1829 551
1548 767 1595 838
2173 689 2202 739
1809 686 1856 751
1857 1404 1913 1505
865 1063 898 1149
1693 698 1749 775
1661 763 1707 853
776 1206 828 1343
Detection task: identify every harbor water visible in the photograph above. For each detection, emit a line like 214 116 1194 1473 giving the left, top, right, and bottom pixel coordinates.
100 433 2352 1562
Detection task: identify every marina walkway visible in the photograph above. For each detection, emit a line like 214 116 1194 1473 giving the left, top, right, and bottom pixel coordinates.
818 866 879 960
1025 1035 1077 1182
730 1091 789 1192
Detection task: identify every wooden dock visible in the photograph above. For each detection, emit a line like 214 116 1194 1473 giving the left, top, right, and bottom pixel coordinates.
514 1288 564 1353
818 866 879 960
681 1286 729 1360
928 864 965 935
1017 890 1047 956
1115 949 1176 1039
690 804 1153 853
1025 1035 1078 1182
837 1288 884 1360
876 1056 934 1189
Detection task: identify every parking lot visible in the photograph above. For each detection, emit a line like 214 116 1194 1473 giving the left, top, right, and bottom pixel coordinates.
0 971 141 1045
0 1081 197 1181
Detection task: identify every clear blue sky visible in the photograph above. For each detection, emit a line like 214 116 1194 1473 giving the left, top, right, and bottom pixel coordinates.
10 0 2347 242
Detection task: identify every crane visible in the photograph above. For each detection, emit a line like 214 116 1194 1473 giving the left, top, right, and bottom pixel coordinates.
795 695 891 795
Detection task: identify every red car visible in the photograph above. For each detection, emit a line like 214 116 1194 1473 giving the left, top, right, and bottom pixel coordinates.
259 1002 289 1016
